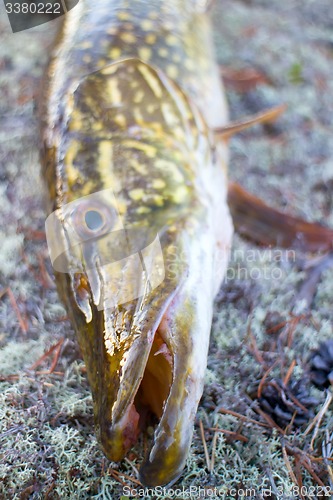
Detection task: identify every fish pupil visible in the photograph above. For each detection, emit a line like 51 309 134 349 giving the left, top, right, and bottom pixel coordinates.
84 210 104 231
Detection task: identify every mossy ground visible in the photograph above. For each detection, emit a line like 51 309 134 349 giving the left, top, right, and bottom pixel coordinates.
1 1 333 498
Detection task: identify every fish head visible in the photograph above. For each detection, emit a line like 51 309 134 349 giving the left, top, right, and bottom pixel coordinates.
44 58 232 486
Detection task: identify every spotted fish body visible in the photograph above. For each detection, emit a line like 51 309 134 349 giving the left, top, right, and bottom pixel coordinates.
41 0 233 487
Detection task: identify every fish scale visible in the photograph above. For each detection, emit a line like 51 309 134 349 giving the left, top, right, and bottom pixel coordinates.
41 0 233 487
43 0 228 135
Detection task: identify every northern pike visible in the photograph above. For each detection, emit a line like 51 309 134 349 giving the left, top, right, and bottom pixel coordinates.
40 0 234 487
39 0 333 487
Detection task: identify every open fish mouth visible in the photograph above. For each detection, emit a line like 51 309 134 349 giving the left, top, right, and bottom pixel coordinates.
91 280 211 488
49 208 222 487
77 227 214 487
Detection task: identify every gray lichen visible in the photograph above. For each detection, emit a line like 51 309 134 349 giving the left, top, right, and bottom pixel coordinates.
1 0 333 498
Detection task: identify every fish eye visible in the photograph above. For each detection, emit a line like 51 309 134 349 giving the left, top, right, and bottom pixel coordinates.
70 199 117 239
84 209 105 231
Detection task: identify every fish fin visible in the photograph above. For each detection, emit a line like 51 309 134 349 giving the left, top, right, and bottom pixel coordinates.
228 181 333 252
214 104 287 140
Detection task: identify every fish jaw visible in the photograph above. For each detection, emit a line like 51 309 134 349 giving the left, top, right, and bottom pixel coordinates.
101 238 213 485
55 211 228 485
139 270 214 486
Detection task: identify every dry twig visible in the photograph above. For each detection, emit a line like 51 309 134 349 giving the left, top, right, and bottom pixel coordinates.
30 338 65 374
